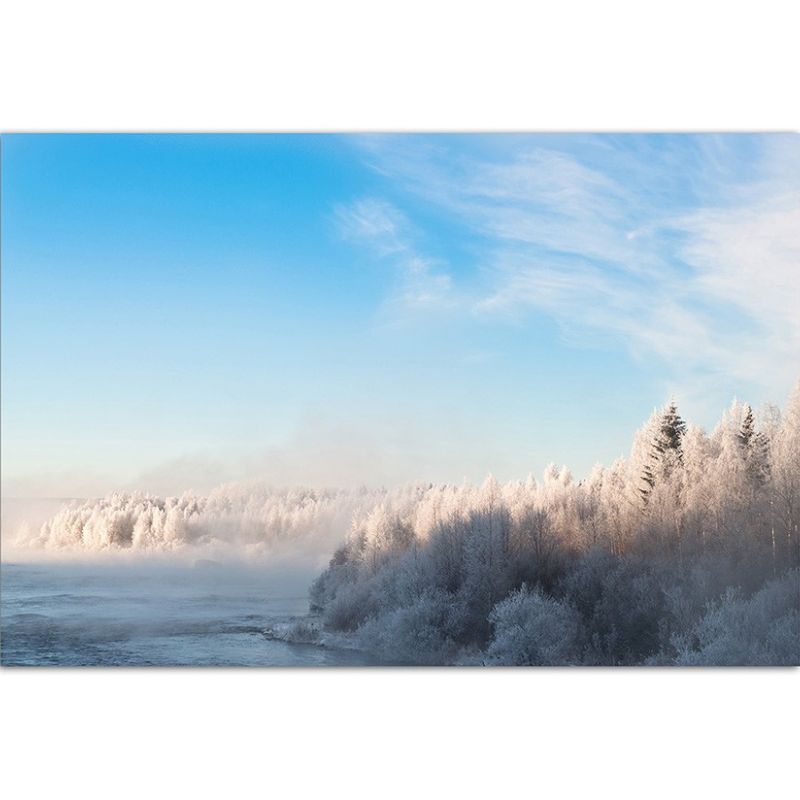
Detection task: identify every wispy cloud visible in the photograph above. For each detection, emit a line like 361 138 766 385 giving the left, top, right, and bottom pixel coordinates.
334 196 457 312
676 190 800 386
334 197 408 256
347 134 800 399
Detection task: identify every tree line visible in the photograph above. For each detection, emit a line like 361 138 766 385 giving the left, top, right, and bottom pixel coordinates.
309 384 800 665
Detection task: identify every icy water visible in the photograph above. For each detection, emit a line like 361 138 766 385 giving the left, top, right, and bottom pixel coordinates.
0 561 371 667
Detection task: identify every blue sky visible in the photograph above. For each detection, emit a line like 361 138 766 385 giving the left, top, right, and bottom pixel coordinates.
2 133 798 496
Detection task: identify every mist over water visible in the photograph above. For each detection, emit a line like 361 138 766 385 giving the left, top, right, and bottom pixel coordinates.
0 560 372 666
0 487 382 666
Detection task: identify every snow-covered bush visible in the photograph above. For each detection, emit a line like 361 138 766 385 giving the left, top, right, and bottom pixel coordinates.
485 586 581 666
358 590 468 666
675 571 800 665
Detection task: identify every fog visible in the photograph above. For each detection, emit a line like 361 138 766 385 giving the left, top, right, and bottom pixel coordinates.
2 484 391 581
0 558 372 666
1 497 75 554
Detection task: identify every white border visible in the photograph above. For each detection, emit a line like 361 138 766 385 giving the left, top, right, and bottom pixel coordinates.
1 2 798 798
1 1 799 131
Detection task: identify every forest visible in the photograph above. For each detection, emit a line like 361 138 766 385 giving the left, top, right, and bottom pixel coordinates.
18 384 800 666
308 387 800 665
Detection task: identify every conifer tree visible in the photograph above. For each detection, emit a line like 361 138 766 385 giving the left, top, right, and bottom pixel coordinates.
737 403 756 448
638 401 686 505
654 401 687 461
737 404 771 486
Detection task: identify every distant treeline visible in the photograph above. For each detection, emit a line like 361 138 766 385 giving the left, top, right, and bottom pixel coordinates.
21 484 378 557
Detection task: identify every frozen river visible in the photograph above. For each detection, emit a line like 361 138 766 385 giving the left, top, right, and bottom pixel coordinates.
0 560 371 667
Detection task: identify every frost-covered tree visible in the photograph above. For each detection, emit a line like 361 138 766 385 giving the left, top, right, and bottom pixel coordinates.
629 401 686 509
737 404 771 486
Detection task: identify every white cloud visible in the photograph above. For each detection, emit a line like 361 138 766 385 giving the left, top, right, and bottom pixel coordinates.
334 196 457 313
351 135 800 398
677 192 800 380
334 197 408 256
